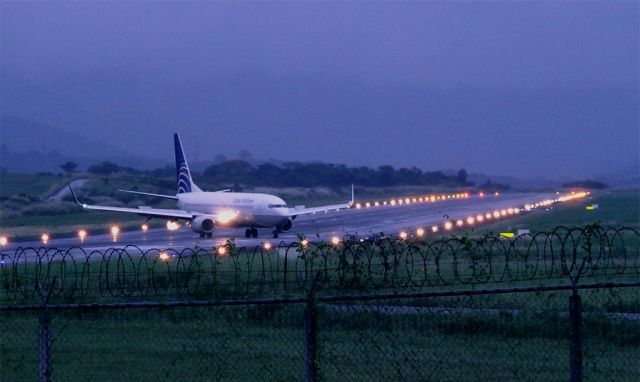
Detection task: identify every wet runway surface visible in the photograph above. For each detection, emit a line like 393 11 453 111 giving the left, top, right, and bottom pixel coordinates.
4 193 553 251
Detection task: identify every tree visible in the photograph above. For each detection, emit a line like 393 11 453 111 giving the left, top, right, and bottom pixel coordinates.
88 162 119 176
457 168 468 184
60 161 78 174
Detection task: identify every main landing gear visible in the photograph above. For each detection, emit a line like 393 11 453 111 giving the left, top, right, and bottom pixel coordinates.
244 228 258 238
272 230 280 239
199 232 213 239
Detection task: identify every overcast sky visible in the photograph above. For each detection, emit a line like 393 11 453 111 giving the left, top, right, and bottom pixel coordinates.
1 1 638 179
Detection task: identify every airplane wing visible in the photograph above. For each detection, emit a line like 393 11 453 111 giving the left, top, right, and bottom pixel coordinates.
70 186 194 220
288 202 353 217
288 184 355 217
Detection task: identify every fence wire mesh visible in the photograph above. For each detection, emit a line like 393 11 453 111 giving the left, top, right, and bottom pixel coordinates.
0 226 638 381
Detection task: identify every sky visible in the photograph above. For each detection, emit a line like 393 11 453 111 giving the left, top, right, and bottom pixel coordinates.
1 1 638 179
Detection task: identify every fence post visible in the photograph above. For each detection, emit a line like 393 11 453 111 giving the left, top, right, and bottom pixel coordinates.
569 260 585 382
569 289 582 382
39 305 53 382
304 275 319 382
36 280 55 382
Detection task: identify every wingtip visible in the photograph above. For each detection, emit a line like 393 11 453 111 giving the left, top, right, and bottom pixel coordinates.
68 184 82 206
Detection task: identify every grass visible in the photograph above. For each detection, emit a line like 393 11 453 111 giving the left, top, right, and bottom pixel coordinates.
0 294 638 382
471 190 639 235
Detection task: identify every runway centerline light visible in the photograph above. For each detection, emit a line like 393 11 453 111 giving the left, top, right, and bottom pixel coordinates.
0 236 7 246
300 239 309 248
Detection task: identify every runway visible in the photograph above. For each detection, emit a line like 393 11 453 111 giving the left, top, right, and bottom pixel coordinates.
2 192 556 252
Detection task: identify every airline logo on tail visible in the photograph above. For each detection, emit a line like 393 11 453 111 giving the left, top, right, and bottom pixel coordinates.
174 133 199 194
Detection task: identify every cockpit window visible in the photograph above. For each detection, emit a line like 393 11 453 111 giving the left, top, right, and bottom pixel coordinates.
268 204 288 209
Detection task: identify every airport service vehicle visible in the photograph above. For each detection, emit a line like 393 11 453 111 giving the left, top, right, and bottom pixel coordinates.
70 134 353 238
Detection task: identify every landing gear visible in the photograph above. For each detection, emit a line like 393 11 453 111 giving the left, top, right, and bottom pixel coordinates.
272 230 279 239
206 232 213 238
245 229 251 238
199 232 205 239
200 232 213 239
245 228 259 238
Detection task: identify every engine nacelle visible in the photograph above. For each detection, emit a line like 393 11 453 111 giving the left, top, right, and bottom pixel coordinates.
191 215 215 233
277 218 294 233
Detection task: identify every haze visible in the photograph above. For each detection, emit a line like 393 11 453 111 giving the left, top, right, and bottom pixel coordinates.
1 1 638 179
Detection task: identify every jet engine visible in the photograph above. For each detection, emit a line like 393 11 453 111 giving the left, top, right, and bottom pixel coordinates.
191 215 215 234
277 218 294 233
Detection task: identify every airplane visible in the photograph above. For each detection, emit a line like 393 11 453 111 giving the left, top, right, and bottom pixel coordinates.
69 134 354 239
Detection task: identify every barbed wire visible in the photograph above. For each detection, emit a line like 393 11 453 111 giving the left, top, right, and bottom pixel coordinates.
0 226 637 303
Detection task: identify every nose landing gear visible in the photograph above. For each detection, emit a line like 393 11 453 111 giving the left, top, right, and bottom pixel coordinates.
244 228 258 238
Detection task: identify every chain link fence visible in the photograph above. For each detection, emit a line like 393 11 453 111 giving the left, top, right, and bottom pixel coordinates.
1 226 638 381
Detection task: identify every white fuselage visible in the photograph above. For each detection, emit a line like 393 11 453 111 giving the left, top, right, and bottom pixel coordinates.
177 192 290 228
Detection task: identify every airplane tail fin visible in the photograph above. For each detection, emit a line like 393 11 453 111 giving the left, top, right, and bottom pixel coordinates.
174 133 202 194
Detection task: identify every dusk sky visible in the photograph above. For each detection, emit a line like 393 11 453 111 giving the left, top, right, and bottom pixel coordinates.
1 1 638 179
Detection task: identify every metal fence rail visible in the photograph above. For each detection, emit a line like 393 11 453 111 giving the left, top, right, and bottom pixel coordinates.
0 226 638 304
1 281 638 381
